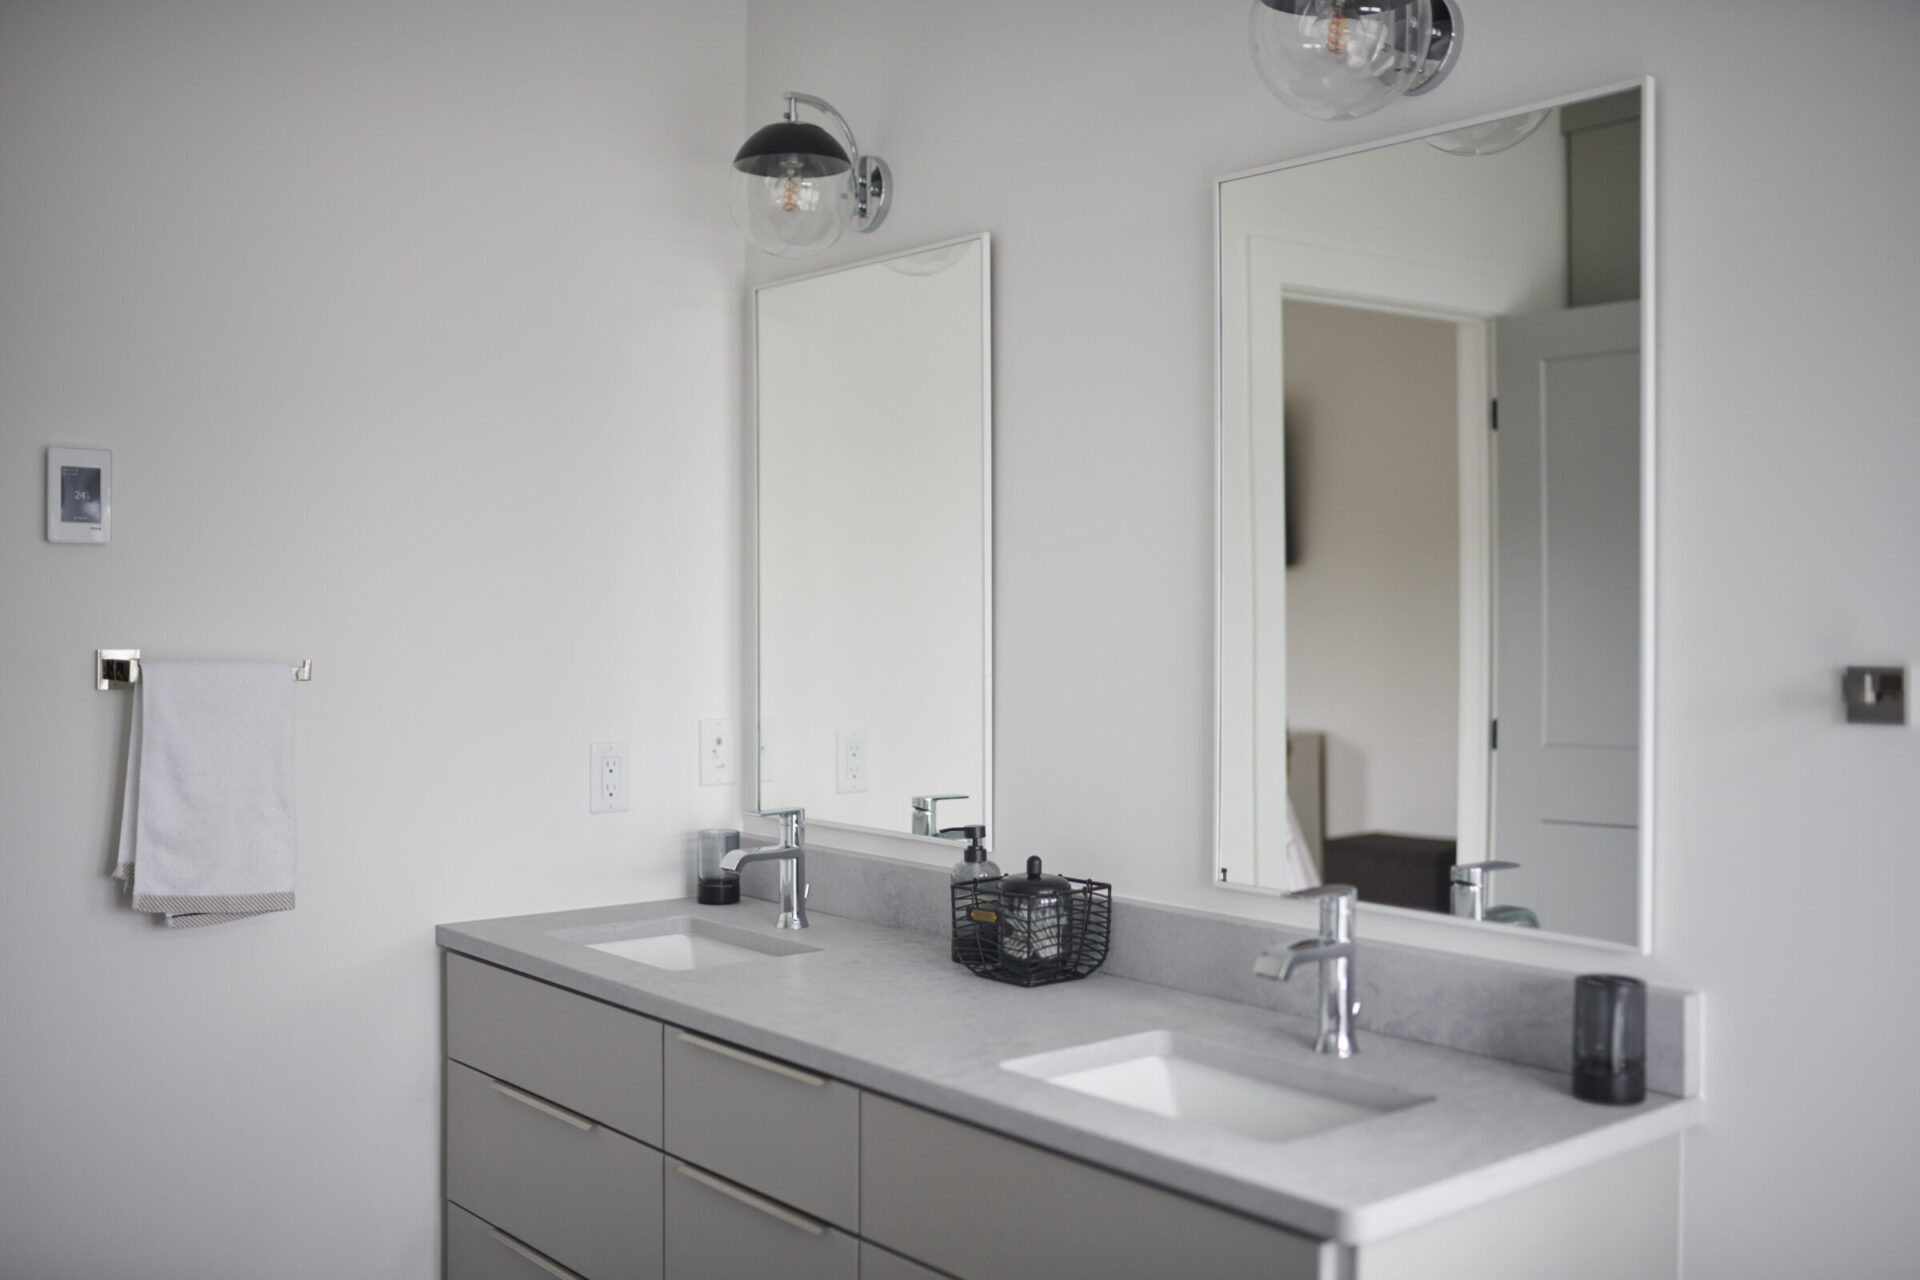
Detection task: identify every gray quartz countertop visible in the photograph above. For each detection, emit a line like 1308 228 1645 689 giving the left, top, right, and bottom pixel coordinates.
437 898 1696 1246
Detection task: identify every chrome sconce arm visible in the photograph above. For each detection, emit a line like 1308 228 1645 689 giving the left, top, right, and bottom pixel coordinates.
782 92 890 233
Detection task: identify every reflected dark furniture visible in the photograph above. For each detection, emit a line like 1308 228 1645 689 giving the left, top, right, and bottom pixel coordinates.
1322 833 1456 913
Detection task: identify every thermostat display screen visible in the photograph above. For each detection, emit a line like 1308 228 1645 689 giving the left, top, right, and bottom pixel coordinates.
60 467 103 524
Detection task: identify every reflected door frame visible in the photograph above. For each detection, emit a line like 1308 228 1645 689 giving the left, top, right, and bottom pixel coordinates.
1240 236 1500 884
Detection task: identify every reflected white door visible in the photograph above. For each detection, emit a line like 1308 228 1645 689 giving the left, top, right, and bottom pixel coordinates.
1492 301 1639 944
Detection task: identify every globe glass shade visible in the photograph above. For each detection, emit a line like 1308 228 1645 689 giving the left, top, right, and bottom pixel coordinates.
1249 0 1434 122
729 163 849 259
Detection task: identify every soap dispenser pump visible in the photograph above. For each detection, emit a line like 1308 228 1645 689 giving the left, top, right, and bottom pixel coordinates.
944 826 1000 883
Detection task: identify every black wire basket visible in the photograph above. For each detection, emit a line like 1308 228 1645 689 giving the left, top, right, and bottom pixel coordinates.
950 873 1112 987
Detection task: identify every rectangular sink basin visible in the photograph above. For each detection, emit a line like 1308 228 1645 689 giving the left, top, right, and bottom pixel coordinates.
1002 1031 1426 1144
549 916 820 972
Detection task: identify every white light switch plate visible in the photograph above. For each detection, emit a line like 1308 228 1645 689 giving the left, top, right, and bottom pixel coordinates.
836 728 868 794
700 718 734 786
589 741 629 813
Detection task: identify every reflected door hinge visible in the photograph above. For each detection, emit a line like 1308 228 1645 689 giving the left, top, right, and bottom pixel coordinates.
1489 399 1499 432
1490 719 1499 750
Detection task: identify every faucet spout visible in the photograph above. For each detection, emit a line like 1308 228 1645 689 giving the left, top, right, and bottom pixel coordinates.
732 807 809 929
718 842 796 873
1278 937 1352 982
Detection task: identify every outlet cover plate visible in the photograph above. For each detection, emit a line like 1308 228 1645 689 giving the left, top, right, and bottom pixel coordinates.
836 727 868 794
700 718 734 786
590 741 629 813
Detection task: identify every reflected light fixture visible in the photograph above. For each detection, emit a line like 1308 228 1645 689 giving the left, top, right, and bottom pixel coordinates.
1426 108 1549 156
730 93 890 258
1249 0 1462 121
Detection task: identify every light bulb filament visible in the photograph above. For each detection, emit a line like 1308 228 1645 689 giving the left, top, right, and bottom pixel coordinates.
780 176 801 213
1326 12 1352 55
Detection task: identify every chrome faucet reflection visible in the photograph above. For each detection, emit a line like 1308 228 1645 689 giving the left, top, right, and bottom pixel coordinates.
910 794 968 838
721 807 809 930
1254 884 1360 1058
1450 860 1540 929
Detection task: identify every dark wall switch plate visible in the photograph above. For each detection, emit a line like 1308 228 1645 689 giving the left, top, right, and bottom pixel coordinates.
1843 666 1906 725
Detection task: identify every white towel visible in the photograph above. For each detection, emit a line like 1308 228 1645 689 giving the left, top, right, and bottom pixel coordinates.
114 660 297 927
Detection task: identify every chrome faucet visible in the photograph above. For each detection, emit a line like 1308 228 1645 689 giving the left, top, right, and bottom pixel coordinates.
1450 860 1540 928
721 807 808 929
911 794 967 837
1254 884 1359 1058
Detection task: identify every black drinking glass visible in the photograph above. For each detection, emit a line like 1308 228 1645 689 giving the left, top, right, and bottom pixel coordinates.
1573 974 1646 1104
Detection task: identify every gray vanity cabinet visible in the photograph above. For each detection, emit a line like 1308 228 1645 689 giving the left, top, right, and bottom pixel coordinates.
443 955 666 1280
662 1156 857 1280
447 1201 598 1280
445 953 664 1146
860 1094 1336 1280
444 948 1676 1280
445 1060 663 1280
660 1027 860 1232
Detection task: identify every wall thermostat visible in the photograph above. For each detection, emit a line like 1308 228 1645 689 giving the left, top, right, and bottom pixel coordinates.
46 446 111 544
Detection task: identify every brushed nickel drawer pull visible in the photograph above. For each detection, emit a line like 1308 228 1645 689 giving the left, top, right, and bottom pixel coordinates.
677 1162 827 1237
486 1078 596 1132
487 1226 588 1280
674 1030 827 1087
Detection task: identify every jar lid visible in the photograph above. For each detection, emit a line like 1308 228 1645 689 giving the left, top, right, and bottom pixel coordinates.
999 855 1071 900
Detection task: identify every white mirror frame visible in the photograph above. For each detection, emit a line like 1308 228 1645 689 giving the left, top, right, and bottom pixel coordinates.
1212 80 1657 953
750 233 994 849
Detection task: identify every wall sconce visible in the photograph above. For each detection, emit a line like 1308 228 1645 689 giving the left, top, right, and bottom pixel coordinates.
729 93 890 259
1249 0 1462 121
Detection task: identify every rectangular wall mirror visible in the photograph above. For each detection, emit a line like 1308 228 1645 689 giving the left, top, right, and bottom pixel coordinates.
756 235 992 843
1215 84 1652 949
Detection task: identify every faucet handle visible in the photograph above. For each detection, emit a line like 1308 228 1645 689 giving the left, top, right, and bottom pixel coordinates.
1287 883 1357 943
1286 884 1358 901
1450 860 1519 884
749 806 805 843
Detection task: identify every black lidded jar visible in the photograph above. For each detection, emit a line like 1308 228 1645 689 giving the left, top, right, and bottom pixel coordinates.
999 856 1072 965
1573 974 1647 1104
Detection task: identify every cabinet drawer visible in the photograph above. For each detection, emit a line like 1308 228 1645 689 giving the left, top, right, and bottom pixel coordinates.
446 952 663 1144
662 1157 856 1280
446 1061 663 1280
859 1242 956 1280
860 1094 1335 1280
448 1201 596 1280
661 1028 859 1232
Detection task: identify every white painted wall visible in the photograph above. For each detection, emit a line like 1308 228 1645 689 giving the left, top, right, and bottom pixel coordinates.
746 1 1920 1274
1284 302 1460 840
0 2 744 1276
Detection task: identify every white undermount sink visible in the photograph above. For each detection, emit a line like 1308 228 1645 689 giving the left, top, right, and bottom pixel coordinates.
1002 1031 1427 1144
549 916 820 971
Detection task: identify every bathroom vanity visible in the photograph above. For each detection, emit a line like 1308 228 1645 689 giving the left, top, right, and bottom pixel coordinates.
439 899 1691 1280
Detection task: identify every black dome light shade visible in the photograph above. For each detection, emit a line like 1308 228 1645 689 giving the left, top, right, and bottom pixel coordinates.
732 121 851 178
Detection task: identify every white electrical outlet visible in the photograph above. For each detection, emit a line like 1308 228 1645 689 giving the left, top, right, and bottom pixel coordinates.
699 718 734 786
836 728 868 794
589 741 629 813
